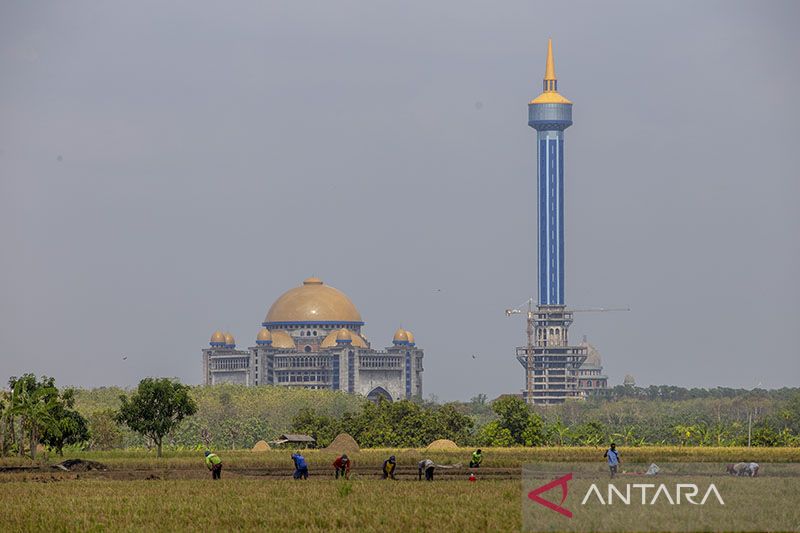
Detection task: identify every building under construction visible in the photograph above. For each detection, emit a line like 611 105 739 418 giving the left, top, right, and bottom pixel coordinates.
512 40 610 404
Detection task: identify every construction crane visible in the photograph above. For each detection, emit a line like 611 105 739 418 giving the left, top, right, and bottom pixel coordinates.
505 299 629 403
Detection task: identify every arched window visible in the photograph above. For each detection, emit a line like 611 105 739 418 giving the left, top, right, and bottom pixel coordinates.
304 345 311 353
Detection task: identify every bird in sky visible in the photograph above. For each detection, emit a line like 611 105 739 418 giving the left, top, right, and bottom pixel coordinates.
122 355 128 360
472 354 477 360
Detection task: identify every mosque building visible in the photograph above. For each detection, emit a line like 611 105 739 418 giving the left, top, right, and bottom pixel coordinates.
202 277 423 402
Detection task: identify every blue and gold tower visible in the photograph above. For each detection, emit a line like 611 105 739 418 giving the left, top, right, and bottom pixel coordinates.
515 39 587 404
528 38 572 306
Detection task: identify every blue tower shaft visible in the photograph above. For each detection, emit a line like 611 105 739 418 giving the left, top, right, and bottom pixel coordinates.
537 129 565 306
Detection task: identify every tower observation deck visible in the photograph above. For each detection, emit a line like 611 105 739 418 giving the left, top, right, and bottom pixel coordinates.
517 39 588 404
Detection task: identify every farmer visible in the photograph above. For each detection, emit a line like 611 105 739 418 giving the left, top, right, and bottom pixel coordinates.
204 450 222 480
332 454 351 479
469 449 483 468
418 458 436 481
603 443 620 478
292 451 309 480
727 462 759 477
382 455 397 480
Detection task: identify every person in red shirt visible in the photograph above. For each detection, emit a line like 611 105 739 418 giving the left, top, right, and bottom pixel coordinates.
332 454 351 479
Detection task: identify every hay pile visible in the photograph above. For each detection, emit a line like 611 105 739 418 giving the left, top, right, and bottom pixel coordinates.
252 440 271 452
426 439 459 451
324 433 360 454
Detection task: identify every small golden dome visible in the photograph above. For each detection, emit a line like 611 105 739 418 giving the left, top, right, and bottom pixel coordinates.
393 328 409 343
321 329 368 349
405 329 415 344
336 328 352 342
256 328 272 344
224 332 235 347
269 330 296 349
210 330 226 345
264 278 362 325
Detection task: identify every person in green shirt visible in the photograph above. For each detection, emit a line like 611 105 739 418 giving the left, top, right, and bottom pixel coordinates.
469 449 483 468
205 450 222 480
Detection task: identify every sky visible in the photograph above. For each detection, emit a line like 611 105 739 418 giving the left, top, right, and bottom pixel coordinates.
1 1 799 401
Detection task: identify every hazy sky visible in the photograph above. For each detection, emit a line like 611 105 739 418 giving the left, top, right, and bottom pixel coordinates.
2 1 799 401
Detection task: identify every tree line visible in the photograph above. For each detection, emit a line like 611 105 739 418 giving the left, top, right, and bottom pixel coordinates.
2 374 799 456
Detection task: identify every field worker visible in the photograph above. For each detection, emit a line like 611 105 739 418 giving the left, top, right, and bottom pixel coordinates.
204 450 222 480
418 458 436 481
332 454 351 479
469 449 483 468
292 451 309 480
382 455 397 480
727 462 760 477
603 443 620 478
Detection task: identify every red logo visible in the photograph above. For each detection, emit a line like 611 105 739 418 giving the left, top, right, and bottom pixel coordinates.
528 473 573 518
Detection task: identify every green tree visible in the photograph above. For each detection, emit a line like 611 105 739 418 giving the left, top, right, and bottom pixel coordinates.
39 389 89 455
477 420 515 447
116 378 197 457
87 410 123 450
490 396 545 446
8 374 59 460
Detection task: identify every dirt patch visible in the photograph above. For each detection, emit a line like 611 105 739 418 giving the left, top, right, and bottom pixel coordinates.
53 459 108 472
426 439 459 451
325 433 360 454
252 440 271 452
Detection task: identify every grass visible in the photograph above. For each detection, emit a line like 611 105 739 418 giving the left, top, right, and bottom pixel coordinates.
0 478 521 532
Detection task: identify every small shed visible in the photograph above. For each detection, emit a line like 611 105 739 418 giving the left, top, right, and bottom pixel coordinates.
269 434 316 449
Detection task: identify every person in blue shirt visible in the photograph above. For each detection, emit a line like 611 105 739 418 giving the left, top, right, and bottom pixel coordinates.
603 443 620 478
292 452 309 480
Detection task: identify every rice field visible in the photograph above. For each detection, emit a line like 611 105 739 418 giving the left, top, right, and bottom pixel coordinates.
1 447 799 531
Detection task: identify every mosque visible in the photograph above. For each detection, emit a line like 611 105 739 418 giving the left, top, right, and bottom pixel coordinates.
202 277 423 402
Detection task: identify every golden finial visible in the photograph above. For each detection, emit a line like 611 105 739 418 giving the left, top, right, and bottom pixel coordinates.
544 38 556 82
530 38 571 105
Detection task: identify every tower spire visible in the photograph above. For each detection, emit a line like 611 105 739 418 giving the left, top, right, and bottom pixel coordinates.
544 38 556 82
544 38 557 92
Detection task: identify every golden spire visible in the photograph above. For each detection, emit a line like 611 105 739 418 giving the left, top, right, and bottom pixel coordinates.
530 38 572 105
544 38 556 82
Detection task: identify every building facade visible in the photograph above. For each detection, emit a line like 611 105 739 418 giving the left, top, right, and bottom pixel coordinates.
576 336 608 395
202 277 423 401
515 39 607 403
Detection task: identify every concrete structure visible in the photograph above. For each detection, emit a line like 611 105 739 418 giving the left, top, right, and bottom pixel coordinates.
202 277 423 401
515 39 607 404
577 336 608 395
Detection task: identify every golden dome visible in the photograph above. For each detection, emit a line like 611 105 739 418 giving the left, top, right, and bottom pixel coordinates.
269 330 296 349
393 328 409 343
256 328 272 344
224 332 235 346
210 330 226 345
321 328 368 349
264 278 363 325
405 329 415 344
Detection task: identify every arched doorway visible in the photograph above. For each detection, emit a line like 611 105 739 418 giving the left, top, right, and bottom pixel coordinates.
366 386 392 403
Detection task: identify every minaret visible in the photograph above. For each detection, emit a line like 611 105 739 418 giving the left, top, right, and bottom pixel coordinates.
528 38 572 306
516 39 586 404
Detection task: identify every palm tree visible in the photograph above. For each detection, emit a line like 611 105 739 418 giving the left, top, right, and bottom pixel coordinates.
9 379 58 460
